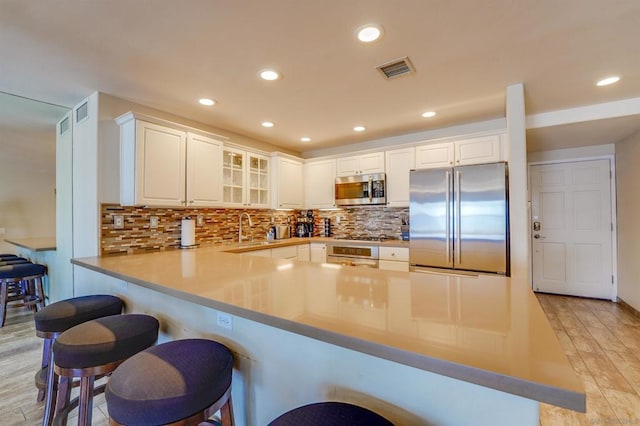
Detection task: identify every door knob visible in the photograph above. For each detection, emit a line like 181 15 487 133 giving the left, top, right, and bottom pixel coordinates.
534 234 540 239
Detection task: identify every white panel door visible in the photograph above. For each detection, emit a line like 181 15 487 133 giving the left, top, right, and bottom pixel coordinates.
385 147 415 207
530 159 613 299
136 121 186 206
186 133 222 207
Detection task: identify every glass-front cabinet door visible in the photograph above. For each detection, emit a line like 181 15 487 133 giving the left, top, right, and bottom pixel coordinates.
248 153 269 207
222 147 245 206
222 147 270 208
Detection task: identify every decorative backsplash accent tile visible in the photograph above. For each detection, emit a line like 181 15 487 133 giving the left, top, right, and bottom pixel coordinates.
101 204 409 255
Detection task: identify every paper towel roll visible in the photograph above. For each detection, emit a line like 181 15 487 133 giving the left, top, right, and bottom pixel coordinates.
181 219 196 247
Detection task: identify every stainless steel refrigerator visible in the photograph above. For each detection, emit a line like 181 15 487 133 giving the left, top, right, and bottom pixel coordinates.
409 162 509 275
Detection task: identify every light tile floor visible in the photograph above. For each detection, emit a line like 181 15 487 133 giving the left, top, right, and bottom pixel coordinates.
537 293 640 426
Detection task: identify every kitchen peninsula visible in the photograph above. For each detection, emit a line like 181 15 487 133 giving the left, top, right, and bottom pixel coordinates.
71 243 584 425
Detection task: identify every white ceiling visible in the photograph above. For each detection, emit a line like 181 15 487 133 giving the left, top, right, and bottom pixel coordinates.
1 0 639 155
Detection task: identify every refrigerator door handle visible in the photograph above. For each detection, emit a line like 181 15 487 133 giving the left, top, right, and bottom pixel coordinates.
455 170 462 265
445 170 451 263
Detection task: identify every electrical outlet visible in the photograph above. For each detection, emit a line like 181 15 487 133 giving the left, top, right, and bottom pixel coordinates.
150 216 158 229
114 215 124 229
197 215 204 226
335 215 341 224
216 312 233 330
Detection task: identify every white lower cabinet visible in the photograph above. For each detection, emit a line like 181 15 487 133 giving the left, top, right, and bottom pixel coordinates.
297 244 310 261
378 246 409 272
271 245 298 260
244 249 271 257
310 243 327 263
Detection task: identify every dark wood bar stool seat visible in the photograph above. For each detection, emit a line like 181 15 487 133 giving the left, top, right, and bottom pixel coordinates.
34 294 124 425
268 402 394 426
0 262 46 328
53 314 159 426
105 338 235 426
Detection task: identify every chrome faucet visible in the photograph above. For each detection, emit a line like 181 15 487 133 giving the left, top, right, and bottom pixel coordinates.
239 212 253 243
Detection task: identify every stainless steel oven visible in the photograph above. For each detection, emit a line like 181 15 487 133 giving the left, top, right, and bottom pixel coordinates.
326 243 379 268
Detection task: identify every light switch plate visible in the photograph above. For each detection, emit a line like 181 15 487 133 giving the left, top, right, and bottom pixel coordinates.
114 215 124 229
150 216 158 229
197 215 204 226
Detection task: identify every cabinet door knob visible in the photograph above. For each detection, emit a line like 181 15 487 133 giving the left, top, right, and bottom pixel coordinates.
189 200 194 204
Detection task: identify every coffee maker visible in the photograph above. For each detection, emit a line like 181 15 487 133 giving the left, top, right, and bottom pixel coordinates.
295 210 315 237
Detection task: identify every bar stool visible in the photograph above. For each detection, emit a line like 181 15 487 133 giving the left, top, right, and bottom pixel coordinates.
34 294 124 425
0 257 30 266
105 338 235 426
0 262 46 327
53 313 160 426
268 402 394 425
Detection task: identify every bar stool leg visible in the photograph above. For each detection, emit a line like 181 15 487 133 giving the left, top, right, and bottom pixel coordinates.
53 376 72 426
37 338 52 402
220 395 235 426
78 375 95 426
0 283 7 327
42 343 58 426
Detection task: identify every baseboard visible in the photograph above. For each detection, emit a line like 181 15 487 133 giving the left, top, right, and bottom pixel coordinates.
617 297 640 319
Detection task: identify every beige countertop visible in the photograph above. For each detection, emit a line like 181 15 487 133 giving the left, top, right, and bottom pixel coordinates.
5 237 56 252
72 245 584 412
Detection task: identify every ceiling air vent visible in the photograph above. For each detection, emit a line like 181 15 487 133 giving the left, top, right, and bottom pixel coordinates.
376 56 415 80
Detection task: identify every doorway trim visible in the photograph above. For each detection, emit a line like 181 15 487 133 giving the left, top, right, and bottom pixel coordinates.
528 154 617 301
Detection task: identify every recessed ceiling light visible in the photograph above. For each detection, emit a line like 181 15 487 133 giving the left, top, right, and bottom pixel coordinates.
356 24 383 43
421 111 436 118
300 137 311 142
198 98 215 106
353 126 366 132
596 76 621 86
259 69 281 81
261 121 275 128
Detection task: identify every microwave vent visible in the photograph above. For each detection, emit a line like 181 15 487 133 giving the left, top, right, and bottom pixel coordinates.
377 57 415 80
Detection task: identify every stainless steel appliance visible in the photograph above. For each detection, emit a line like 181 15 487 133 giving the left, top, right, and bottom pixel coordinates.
326 242 379 268
335 173 386 206
409 162 509 275
274 225 290 239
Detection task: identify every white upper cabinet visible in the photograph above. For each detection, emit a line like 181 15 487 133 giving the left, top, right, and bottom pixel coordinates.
271 154 303 209
117 112 225 207
304 159 336 209
415 142 454 169
336 151 385 176
222 147 270 208
385 147 415 207
454 135 502 165
415 135 503 169
186 133 223 207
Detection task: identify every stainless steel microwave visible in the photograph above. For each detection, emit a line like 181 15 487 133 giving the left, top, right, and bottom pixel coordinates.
335 173 386 206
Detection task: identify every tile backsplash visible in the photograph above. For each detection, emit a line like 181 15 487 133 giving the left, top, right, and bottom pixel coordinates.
101 204 409 255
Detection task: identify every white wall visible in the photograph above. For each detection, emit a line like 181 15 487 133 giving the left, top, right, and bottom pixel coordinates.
72 93 100 258
615 131 640 311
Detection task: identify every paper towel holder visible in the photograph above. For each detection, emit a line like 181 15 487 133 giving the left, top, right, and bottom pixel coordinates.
180 216 199 249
